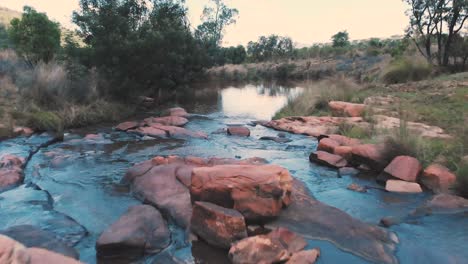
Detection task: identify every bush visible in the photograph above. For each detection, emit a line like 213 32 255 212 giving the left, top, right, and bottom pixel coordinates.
337 123 372 139
382 58 432 84
26 111 63 132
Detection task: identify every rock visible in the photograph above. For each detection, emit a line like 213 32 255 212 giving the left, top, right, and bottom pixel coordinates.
264 116 370 138
228 228 307 264
309 151 347 168
0 225 78 259
0 155 25 190
27 248 82 264
383 156 422 182
338 167 360 177
145 116 189 127
373 115 452 139
421 164 456 193
191 201 247 249
347 183 367 193
328 101 366 117
115 121 139 131
320 134 361 146
266 180 399 264
227 126 250 137
385 180 423 193
130 126 167 138
259 136 292 143
246 225 269 236
286 249 320 264
380 217 401 228
150 123 208 139
351 144 386 171
0 234 29 263
317 138 339 153
191 164 293 222
413 194 468 215
168 107 188 117
333 146 353 160
96 205 170 260
13 127 34 137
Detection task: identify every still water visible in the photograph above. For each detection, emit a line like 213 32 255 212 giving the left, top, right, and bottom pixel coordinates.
0 82 466 264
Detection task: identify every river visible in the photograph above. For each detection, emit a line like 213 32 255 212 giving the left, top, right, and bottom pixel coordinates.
0 82 467 264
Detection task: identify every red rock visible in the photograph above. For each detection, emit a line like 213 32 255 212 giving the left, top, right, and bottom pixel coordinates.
150 124 207 139
115 121 139 131
385 180 422 193
351 144 386 171
0 234 29 263
145 116 189 127
0 155 25 168
168 107 188 117
328 134 361 146
13 126 34 137
227 126 250 137
384 156 422 182
421 164 456 193
130 126 167 138
286 249 320 264
27 248 82 264
329 101 366 117
0 155 25 189
191 164 293 222
317 138 339 153
228 228 307 264
309 151 348 168
334 146 353 160
96 205 170 260
191 201 247 249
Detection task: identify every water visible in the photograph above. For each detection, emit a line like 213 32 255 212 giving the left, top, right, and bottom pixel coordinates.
1 82 467 264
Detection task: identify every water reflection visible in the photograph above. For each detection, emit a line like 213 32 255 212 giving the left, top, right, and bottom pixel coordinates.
219 84 302 120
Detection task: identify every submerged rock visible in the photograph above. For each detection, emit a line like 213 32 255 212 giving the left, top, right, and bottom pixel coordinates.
228 228 307 264
347 183 367 193
191 164 293 223
266 180 399 264
227 126 251 137
412 194 468 215
96 205 170 260
191 201 247 249
0 155 25 190
421 164 456 193
309 151 347 168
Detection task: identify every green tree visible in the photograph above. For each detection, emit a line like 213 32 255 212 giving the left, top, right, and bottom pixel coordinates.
404 0 468 66
8 6 61 64
247 35 294 62
331 31 350 48
195 0 239 46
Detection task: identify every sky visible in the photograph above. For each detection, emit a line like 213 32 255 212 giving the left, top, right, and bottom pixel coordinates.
0 0 410 46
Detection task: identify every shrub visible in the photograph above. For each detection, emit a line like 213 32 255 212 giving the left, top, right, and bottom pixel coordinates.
382 57 432 84
26 111 63 132
337 122 372 139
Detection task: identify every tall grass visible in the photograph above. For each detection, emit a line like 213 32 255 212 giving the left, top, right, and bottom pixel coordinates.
382 57 432 84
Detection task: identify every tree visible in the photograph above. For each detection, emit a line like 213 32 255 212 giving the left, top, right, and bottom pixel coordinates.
8 6 61 64
247 35 294 62
331 31 350 48
195 0 239 46
404 0 468 66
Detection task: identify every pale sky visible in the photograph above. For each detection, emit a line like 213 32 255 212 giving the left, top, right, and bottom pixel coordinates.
0 0 409 46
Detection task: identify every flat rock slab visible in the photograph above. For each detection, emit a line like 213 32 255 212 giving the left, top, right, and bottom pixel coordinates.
145 116 189 127
191 164 293 223
191 201 247 249
266 180 399 264
286 249 320 264
309 151 347 168
229 228 307 264
385 180 423 193
96 205 170 260
0 225 79 259
329 101 366 117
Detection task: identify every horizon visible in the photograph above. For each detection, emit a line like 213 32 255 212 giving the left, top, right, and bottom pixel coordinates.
0 0 410 46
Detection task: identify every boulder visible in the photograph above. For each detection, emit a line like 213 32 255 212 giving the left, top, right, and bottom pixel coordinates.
0 225 78 259
0 234 29 263
227 126 250 137
383 156 422 182
351 144 386 171
191 164 293 222
115 121 139 131
145 116 189 127
328 101 366 117
191 201 247 249
266 180 399 264
334 146 353 160
0 155 25 190
13 127 34 137
412 194 468 215
228 228 307 264
150 123 208 139
96 205 170 260
286 249 320 264
309 151 347 168
317 138 339 153
385 180 423 193
130 126 167 138
421 164 456 193
168 107 188 117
